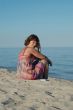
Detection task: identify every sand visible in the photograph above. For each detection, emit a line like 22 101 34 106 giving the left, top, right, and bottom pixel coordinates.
0 68 73 110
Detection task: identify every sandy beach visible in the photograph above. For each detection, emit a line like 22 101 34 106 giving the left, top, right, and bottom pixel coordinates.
0 69 73 110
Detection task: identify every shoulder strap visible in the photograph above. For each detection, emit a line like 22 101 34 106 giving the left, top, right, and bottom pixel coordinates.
22 47 27 55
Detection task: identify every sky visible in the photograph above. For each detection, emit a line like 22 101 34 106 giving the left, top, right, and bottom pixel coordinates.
0 0 73 47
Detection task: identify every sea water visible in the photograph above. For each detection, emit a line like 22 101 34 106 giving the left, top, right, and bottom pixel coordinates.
0 47 73 80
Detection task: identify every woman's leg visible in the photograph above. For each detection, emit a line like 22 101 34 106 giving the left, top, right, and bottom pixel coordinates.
40 59 49 79
43 63 49 79
34 59 49 79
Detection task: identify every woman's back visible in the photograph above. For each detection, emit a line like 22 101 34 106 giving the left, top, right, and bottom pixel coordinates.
18 47 32 61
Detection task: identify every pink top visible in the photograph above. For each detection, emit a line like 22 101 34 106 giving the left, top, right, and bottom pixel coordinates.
18 47 30 61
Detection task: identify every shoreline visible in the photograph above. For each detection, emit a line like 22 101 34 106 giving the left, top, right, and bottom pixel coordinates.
0 69 73 110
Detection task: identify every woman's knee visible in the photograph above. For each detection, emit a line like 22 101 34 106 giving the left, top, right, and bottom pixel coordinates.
40 59 48 65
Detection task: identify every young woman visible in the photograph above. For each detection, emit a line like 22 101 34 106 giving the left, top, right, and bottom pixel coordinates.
17 34 52 80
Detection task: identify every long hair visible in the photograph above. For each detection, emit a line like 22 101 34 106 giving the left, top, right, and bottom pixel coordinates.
24 34 41 52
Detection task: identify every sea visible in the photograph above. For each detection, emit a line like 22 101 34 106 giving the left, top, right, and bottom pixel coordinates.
0 47 73 81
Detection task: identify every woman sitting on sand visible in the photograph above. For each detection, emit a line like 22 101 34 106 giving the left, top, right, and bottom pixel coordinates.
17 34 52 80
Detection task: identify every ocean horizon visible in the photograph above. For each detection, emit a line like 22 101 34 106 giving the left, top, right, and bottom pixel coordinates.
0 47 73 81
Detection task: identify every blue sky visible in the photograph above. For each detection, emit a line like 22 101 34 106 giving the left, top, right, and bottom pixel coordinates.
0 0 73 47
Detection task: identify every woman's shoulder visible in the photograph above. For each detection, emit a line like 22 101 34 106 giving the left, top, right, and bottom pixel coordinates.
19 47 31 57
25 47 35 51
23 47 33 55
27 47 38 53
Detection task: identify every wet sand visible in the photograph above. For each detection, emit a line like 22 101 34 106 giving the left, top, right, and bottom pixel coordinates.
0 68 73 110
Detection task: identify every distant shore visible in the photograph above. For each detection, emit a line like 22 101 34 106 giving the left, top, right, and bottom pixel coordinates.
0 68 73 110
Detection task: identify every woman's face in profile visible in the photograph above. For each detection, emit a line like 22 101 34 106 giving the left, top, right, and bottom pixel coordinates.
30 40 37 47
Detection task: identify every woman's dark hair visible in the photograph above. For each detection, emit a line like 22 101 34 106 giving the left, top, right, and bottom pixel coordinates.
24 34 41 52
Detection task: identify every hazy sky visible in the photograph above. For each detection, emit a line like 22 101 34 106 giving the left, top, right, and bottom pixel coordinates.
0 0 73 47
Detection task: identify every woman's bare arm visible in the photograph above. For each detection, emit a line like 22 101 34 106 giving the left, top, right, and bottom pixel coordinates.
30 48 46 60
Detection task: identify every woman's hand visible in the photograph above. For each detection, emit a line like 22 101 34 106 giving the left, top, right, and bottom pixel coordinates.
44 55 52 66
